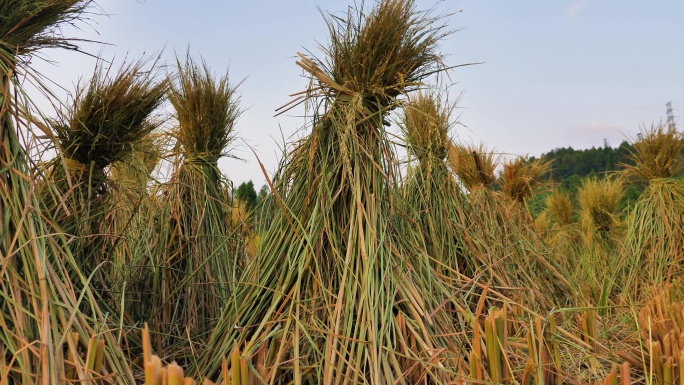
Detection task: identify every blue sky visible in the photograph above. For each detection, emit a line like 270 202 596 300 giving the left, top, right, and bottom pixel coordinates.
33 0 684 185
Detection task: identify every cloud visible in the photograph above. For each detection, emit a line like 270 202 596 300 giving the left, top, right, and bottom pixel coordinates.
566 0 588 20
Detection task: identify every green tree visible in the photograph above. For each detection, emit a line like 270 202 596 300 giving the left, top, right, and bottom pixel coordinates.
236 180 257 209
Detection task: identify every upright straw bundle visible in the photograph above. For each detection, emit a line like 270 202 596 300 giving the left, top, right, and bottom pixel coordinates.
447 141 497 192
400 91 471 276
40 59 166 280
622 123 683 181
500 156 550 204
446 142 569 307
622 125 684 296
578 177 623 244
546 189 574 227
137 56 242 357
201 1 467 382
1 1 135 383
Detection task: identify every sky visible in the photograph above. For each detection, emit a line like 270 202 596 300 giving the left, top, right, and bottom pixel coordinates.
31 0 684 186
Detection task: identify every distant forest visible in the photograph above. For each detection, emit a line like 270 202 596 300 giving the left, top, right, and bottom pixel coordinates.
532 140 635 191
239 139 675 215
528 140 647 215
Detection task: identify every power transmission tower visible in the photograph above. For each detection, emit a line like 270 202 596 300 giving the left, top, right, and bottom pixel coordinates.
666 101 676 130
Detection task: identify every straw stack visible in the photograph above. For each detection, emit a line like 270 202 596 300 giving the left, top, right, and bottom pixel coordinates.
500 156 550 204
0 1 135 383
200 1 467 382
41 59 166 284
400 91 471 276
622 124 684 296
138 55 243 358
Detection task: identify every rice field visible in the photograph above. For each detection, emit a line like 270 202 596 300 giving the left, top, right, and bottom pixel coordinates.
1 0 683 384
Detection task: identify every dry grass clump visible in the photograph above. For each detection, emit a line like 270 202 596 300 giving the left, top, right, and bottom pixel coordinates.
401 91 470 275
578 177 623 242
448 141 498 191
1 1 135 383
622 123 684 181
200 1 466 382
500 156 551 203
135 55 243 359
41 59 166 277
546 190 574 227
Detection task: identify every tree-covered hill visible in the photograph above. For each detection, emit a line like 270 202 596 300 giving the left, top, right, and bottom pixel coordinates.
532 140 635 191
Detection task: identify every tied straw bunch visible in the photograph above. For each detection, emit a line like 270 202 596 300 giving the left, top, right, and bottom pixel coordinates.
133 55 244 359
1 1 135 383
200 1 470 382
622 124 684 298
40 59 166 288
400 91 472 277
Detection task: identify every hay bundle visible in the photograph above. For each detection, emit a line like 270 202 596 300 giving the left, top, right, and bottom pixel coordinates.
578 177 623 243
447 141 498 192
139 56 242 357
622 124 683 181
624 180 684 288
546 190 574 227
0 1 135 383
400 91 471 276
41 59 166 278
536 190 581 259
500 156 550 203
446 143 569 306
622 125 684 295
201 1 466 382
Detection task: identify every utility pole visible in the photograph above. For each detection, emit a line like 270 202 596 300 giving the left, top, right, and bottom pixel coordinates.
666 101 676 131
